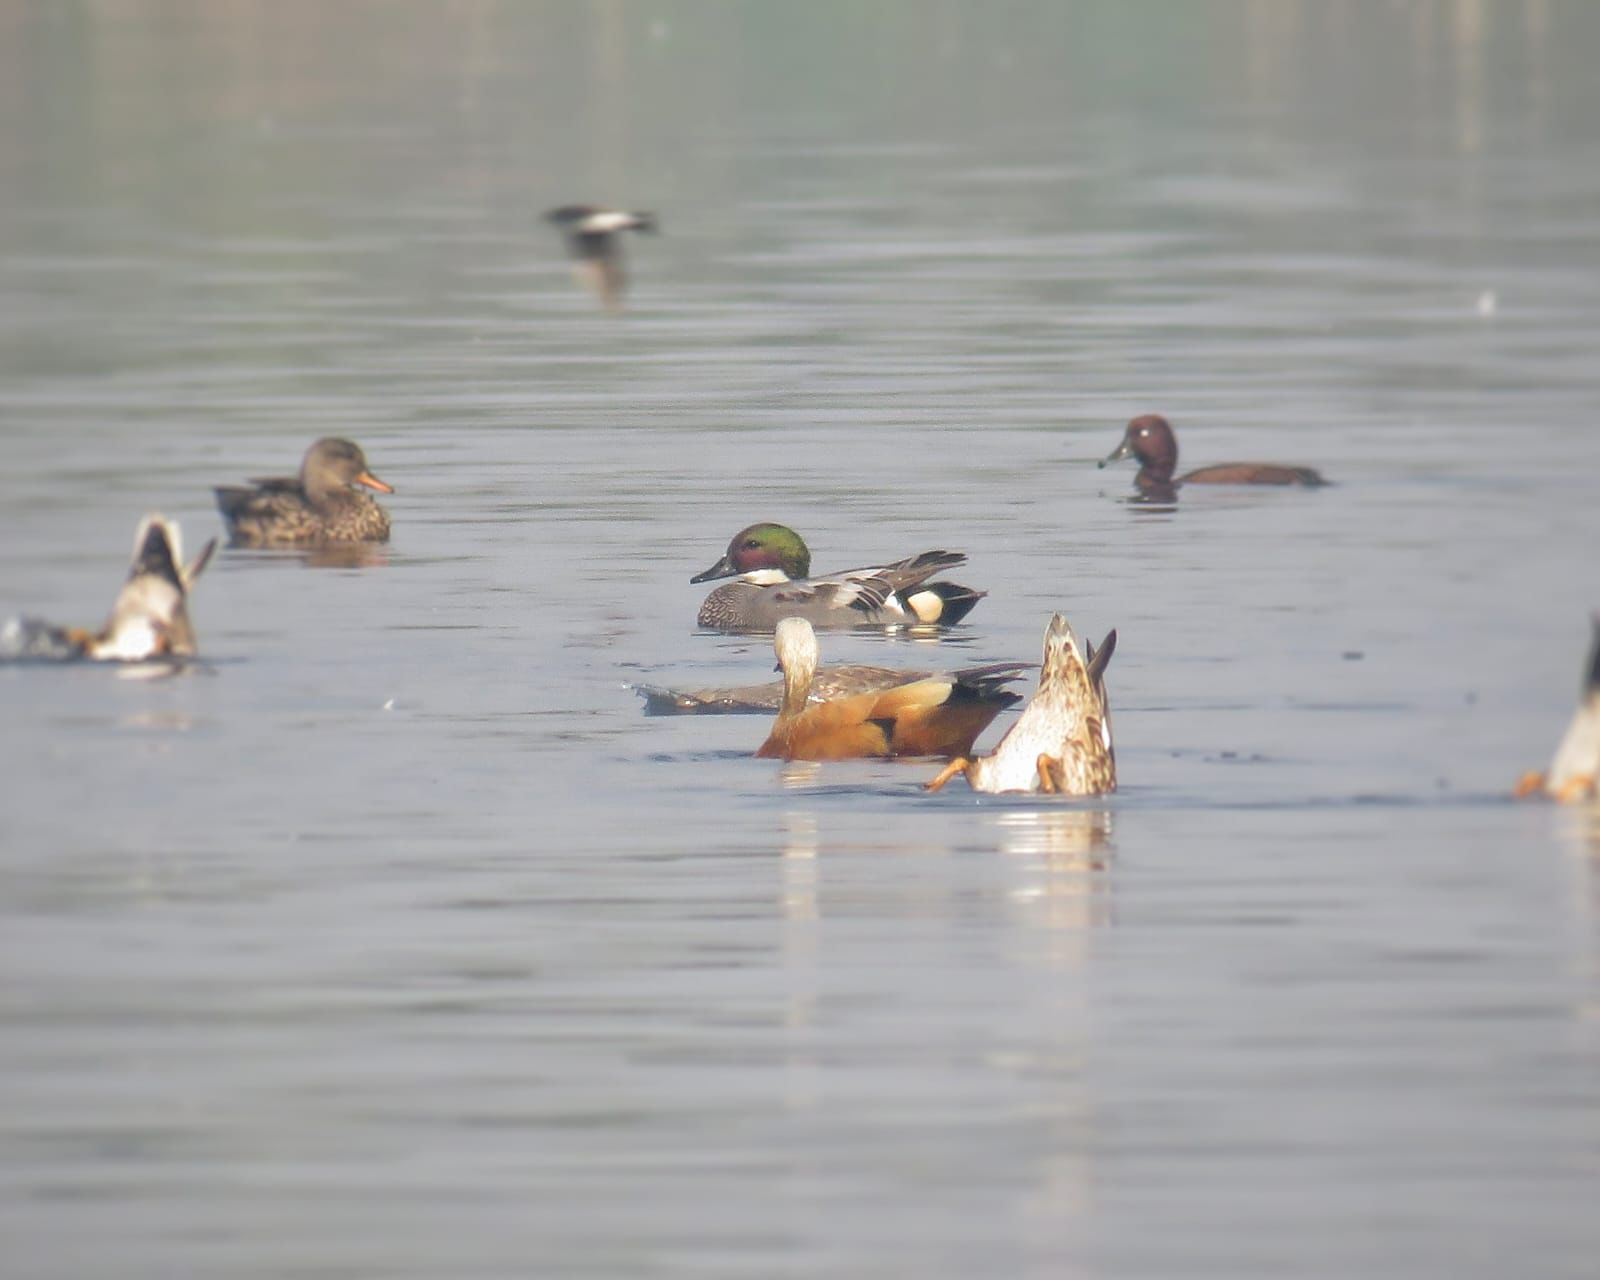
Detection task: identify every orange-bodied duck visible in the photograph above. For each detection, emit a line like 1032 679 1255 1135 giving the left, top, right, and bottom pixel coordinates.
755 617 1022 761
926 613 1116 795
1099 414 1326 501
1515 616 1600 804
214 437 393 547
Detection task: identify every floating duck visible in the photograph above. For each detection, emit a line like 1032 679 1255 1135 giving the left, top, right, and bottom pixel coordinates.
1099 414 1326 500
2 514 214 663
1515 616 1600 804
635 654 1029 715
214 437 392 547
692 523 982 632
926 613 1116 795
545 204 657 311
755 617 1022 761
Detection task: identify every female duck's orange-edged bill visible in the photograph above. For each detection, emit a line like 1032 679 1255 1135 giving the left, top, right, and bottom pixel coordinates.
926 613 1117 795
1515 615 1600 804
214 437 393 547
1098 414 1326 500
755 617 1021 761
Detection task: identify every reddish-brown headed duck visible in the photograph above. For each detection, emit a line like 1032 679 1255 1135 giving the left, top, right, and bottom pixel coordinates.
1099 415 1326 499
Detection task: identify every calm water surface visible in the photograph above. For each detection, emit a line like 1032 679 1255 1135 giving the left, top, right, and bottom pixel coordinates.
3 3 1599 1276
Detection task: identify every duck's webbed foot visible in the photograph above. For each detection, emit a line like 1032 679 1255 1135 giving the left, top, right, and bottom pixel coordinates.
1554 774 1597 805
1513 770 1547 798
925 758 970 793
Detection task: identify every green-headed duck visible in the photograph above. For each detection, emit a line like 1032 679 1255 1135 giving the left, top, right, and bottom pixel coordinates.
691 523 983 632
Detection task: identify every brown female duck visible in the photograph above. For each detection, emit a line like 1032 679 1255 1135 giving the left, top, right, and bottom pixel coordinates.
214 437 393 546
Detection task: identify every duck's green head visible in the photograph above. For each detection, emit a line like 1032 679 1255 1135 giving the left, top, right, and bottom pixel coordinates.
691 523 812 583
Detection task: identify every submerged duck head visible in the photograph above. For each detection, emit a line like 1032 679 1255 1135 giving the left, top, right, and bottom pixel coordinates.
302 438 393 501
691 523 812 584
1099 414 1178 481
89 514 215 661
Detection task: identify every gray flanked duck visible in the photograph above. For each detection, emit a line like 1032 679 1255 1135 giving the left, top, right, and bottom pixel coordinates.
691 523 983 632
214 437 393 547
635 654 1031 715
1100 414 1326 500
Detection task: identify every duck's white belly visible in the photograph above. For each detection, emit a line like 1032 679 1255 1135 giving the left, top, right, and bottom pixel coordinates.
966 705 1071 793
1547 699 1600 793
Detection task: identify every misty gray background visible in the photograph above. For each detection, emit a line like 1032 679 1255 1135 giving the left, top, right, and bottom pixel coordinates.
2 3 1598 1277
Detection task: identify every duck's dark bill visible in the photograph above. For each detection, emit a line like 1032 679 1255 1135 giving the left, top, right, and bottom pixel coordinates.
1098 439 1132 469
690 554 735 584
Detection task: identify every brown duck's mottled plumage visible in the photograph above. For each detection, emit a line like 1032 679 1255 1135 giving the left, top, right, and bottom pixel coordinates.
755 618 1021 761
926 614 1117 796
636 659 1030 715
215 437 393 547
1099 414 1326 499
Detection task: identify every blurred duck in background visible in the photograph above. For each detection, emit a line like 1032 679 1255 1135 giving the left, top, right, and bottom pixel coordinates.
545 205 658 311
